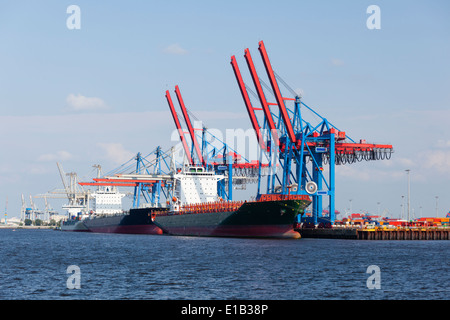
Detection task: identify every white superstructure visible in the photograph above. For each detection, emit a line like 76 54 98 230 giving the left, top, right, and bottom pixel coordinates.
91 186 125 215
172 166 224 209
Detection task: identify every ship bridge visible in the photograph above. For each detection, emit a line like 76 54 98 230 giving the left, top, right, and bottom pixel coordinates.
173 166 225 207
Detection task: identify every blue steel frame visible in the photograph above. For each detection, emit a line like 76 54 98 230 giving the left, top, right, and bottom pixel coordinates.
255 96 337 225
231 45 341 225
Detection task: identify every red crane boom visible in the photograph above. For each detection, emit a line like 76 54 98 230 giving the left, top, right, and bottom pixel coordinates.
165 90 194 165
174 85 205 166
244 48 279 147
230 55 266 150
258 40 297 145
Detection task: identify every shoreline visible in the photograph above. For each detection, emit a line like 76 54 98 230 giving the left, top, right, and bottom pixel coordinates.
0 225 57 230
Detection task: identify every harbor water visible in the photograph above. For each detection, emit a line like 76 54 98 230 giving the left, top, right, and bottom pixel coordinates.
0 229 448 300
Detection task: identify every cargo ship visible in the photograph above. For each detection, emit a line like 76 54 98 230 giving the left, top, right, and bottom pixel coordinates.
79 165 311 238
60 204 89 232
83 207 165 235
81 186 167 234
150 166 311 239
61 185 125 232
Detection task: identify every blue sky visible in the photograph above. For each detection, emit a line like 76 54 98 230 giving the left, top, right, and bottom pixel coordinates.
1 0 449 219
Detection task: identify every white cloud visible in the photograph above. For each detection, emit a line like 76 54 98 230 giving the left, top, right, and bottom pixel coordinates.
163 43 188 55
337 165 371 181
66 93 108 112
393 157 415 169
28 164 51 175
335 157 420 183
331 58 344 66
37 150 73 162
97 143 135 165
422 150 450 174
436 140 450 148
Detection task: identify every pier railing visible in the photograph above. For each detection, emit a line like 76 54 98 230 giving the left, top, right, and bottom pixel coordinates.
154 194 310 216
357 228 450 240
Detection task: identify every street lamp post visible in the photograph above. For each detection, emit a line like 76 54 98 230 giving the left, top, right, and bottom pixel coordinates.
435 196 439 217
406 169 411 222
401 195 405 220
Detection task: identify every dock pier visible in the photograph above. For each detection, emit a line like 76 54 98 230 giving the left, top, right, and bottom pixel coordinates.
297 227 450 240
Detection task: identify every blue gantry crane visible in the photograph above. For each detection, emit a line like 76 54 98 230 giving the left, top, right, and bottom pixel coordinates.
231 40 394 226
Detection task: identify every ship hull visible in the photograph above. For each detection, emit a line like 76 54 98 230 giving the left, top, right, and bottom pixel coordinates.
154 198 310 239
83 208 164 235
61 220 89 232
161 224 300 239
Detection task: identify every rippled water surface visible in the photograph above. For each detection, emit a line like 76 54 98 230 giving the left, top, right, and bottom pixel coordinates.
0 229 448 300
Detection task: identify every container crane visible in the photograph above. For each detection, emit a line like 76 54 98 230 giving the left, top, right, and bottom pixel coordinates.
165 85 274 201
231 40 394 226
29 195 37 220
43 196 58 220
56 162 90 214
165 86 206 167
30 194 47 221
4 196 7 224
21 194 27 221
79 148 176 208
